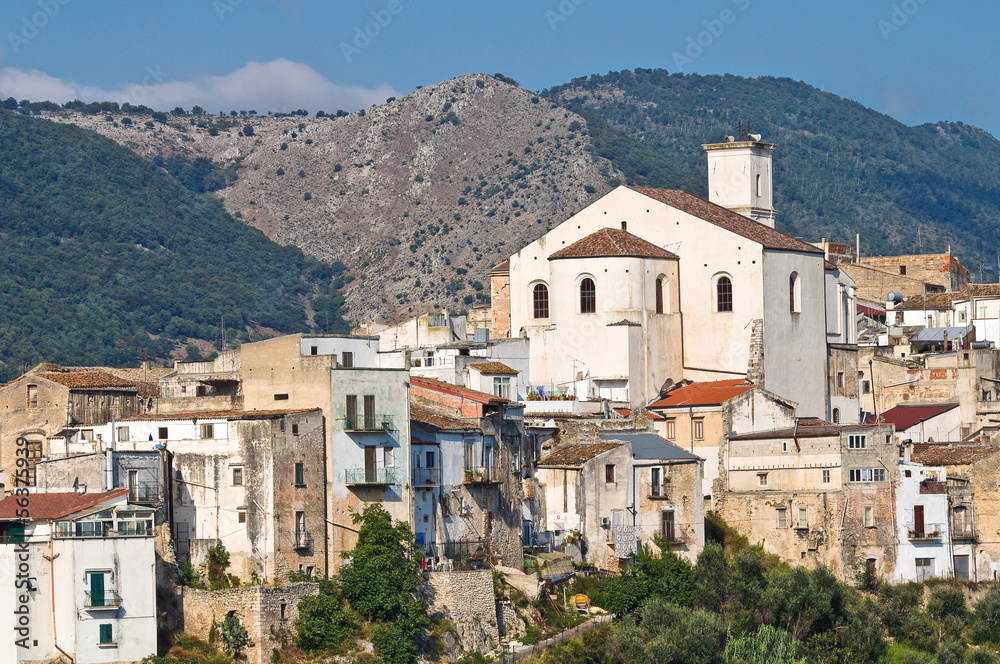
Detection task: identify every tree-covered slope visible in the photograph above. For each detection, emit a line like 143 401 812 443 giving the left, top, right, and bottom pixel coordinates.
544 69 1000 271
0 109 348 380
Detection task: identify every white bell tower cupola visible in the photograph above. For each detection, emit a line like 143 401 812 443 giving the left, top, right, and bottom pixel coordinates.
702 126 777 228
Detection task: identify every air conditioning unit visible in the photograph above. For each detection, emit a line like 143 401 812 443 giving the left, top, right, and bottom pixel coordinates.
601 517 610 529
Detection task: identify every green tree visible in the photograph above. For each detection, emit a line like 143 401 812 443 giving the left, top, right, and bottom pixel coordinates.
295 579 360 654
217 612 253 660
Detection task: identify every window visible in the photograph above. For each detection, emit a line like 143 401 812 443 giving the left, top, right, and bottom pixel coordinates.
651 467 662 497
295 511 306 540
346 395 358 428
464 440 475 472
798 507 808 527
342 352 354 368
292 423 299 435
364 395 376 430
758 472 768 486
848 435 867 449
295 462 305 486
655 277 664 314
755 173 762 197
781 441 789 453
862 380 871 394
238 510 246 524
384 446 395 467
200 423 214 439
426 451 436 468
158 427 168 440
580 277 596 313
849 468 886 483
26 384 37 408
274 393 289 401
789 272 800 313
232 467 243 486
310 345 318 355
279 418 285 432
81 429 94 441
532 283 549 319
832 408 840 424
99 623 114 646
196 385 207 397
621 220 627 231
666 419 676 440
822 469 831 484
280 602 288 620
899 265 907 275
864 505 875 527
116 426 129 442
776 508 787 528
493 376 511 399
661 510 675 541
716 276 733 312
693 419 704 440
605 464 615 483
836 372 844 388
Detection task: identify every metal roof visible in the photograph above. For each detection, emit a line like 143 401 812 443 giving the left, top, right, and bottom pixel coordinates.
598 430 701 461
909 326 975 343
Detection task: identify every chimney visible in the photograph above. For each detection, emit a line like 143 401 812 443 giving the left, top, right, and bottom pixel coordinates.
702 129 777 228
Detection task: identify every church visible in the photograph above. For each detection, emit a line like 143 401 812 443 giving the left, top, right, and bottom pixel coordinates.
490 135 856 418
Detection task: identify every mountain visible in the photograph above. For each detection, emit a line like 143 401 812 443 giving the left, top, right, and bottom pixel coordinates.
543 69 1000 273
44 74 623 324
0 109 349 381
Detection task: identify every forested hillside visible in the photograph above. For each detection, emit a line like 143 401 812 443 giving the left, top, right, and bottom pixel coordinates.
544 69 1000 271
0 109 349 381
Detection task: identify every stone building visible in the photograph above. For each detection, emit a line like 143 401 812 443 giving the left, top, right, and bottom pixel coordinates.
410 377 525 569
858 251 969 295
646 379 796 505
0 364 155 488
535 429 704 570
716 420 898 581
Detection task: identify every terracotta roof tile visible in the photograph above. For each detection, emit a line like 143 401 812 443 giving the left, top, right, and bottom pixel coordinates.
119 408 318 422
538 442 624 467
629 187 824 254
410 376 512 405
0 489 129 521
894 292 958 311
490 260 510 274
548 227 677 260
410 405 479 431
36 369 137 389
614 408 664 420
880 404 959 431
911 443 1000 466
648 379 755 408
607 319 641 327
468 362 518 375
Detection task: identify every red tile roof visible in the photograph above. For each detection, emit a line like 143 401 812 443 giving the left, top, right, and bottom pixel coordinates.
0 489 129 521
410 376 512 405
36 369 137 389
648 379 755 409
894 292 958 311
410 405 479 431
538 442 624 467
120 408 319 422
879 404 958 431
490 260 510 274
911 443 1000 466
629 187 824 255
548 227 678 260
468 362 518 375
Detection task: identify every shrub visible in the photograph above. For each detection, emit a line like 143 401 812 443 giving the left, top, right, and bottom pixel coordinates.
276 168 284 176
280 142 288 150
303 192 311 201
217 613 253 660
206 540 234 589
242 124 254 136
295 580 360 654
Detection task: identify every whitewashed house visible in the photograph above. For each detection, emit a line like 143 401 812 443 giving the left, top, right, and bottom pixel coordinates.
0 489 156 664
895 462 952 582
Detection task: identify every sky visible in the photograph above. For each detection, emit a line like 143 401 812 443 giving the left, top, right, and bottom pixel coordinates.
2 0 998 136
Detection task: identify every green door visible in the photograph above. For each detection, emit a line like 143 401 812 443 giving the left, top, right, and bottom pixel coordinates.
90 572 105 607
7 524 24 543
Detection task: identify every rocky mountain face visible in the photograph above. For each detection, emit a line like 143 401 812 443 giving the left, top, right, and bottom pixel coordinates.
49 74 621 325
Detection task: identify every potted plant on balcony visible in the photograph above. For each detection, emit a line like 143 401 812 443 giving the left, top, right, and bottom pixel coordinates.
464 470 474 483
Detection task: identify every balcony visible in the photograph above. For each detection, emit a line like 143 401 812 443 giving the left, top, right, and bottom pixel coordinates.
127 483 162 504
413 468 441 486
345 467 397 486
463 465 502 484
343 415 394 432
294 530 313 550
657 530 686 546
907 523 944 541
85 590 122 609
649 483 671 500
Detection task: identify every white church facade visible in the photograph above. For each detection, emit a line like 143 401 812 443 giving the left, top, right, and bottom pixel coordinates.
492 137 856 418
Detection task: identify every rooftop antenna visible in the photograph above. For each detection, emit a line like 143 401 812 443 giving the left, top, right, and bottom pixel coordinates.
738 120 750 141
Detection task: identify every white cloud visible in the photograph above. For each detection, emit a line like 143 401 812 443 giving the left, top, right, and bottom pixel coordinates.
0 58 396 113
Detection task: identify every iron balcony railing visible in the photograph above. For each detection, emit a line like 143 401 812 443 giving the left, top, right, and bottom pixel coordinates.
463 465 502 484
345 467 397 486
441 539 490 570
294 530 314 550
413 468 441 486
343 415 395 432
85 589 123 608
907 523 944 540
127 483 161 504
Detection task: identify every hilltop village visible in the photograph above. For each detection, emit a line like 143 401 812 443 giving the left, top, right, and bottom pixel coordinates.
3 133 999 663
